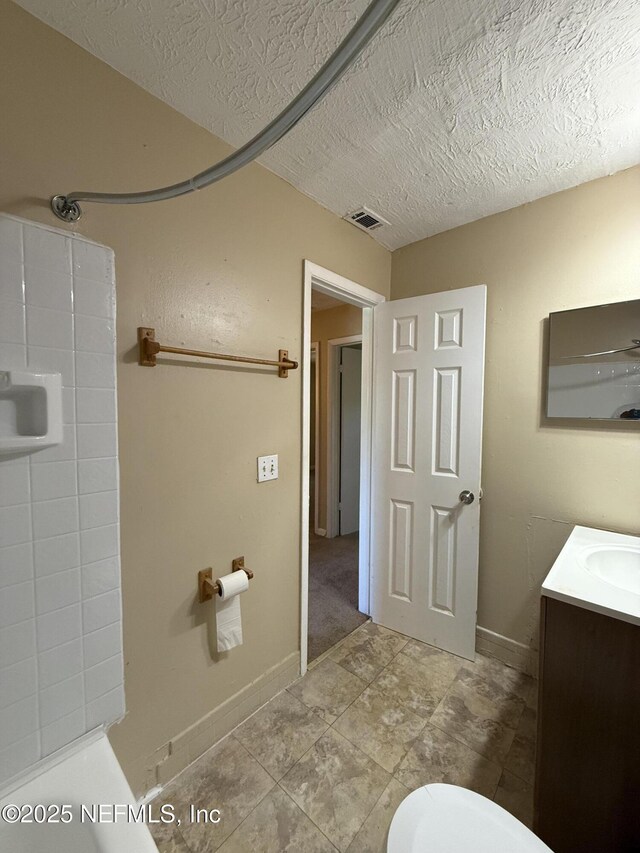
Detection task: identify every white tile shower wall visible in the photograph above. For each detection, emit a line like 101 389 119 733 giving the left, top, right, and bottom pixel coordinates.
0 214 124 788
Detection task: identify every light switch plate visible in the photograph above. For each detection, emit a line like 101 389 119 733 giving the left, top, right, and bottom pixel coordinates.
257 454 278 482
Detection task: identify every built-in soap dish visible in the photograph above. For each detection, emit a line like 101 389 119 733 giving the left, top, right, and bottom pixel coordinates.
0 369 63 455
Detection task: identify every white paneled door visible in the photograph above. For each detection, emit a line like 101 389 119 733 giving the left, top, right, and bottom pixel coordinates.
370 286 486 660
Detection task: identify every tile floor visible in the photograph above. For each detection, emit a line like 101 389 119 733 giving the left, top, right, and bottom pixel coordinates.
151 621 537 853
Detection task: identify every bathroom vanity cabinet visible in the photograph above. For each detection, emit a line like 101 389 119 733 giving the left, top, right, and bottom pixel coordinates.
534 596 640 852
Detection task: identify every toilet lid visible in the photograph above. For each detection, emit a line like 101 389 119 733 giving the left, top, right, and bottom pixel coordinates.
387 784 553 853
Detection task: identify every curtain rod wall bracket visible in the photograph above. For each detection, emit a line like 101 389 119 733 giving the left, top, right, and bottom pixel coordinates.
47 0 402 220
51 195 82 223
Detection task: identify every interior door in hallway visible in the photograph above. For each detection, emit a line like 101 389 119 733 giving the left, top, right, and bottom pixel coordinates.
370 285 486 660
339 344 362 536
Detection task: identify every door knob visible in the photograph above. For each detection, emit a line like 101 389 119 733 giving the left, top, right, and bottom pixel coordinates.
459 490 475 505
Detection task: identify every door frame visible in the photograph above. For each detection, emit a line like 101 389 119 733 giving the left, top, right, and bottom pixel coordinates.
301 260 385 675
327 335 363 539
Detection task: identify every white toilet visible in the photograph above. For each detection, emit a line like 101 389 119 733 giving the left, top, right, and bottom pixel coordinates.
388 784 553 852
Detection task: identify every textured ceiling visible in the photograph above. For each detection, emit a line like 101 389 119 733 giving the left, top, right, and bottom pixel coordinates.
14 0 640 249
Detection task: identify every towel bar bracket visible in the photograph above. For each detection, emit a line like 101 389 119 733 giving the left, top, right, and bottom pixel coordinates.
278 350 290 379
138 327 159 366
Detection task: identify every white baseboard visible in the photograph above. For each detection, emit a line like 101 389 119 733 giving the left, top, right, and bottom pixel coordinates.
133 651 300 797
476 625 537 677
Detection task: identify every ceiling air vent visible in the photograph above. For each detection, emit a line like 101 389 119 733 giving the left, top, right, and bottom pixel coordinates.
345 206 389 233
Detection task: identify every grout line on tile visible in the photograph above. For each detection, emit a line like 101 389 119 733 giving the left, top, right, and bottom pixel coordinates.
509 701 527 737
345 772 408 850
502 764 534 787
330 693 429 777
276 781 340 851
274 724 332 788
426 714 510 777
232 703 328 783
0 575 39 592
270 781 339 851
23 357 42 763
219 736 279 836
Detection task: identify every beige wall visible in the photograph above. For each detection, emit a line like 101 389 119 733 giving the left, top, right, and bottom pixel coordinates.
0 1 390 792
311 304 363 533
5 0 639 794
392 166 640 648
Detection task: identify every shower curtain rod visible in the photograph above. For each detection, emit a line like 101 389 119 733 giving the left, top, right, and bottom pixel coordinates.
51 0 402 222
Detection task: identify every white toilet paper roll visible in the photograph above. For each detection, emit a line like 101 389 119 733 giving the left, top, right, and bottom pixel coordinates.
216 571 248 652
218 570 249 600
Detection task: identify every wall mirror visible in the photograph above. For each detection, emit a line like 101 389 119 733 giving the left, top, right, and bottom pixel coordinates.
547 298 640 420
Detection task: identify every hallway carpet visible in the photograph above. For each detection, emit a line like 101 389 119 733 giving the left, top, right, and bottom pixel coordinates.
308 530 368 662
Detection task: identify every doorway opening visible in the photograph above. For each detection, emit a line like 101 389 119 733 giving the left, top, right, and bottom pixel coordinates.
308 302 367 662
301 262 385 673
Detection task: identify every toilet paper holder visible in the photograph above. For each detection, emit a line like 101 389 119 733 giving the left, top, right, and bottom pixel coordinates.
198 557 254 602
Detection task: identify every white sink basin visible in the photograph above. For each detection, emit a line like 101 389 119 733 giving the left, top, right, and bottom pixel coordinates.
581 545 640 595
542 526 640 626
